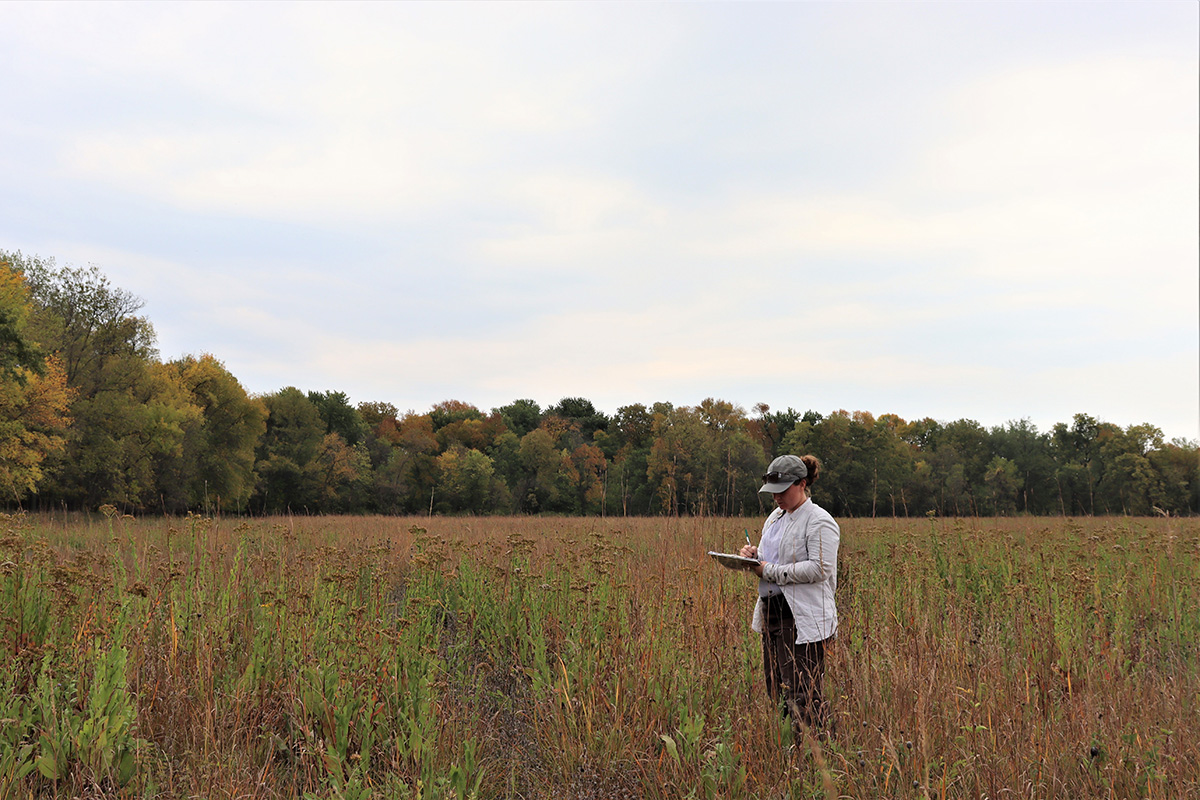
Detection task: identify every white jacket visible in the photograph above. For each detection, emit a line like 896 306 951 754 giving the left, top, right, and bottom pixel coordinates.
751 499 839 644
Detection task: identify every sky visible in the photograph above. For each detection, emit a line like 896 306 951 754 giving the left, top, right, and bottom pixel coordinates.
2 1 1197 442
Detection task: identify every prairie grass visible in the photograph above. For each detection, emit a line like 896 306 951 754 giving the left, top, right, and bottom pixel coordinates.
0 512 1196 798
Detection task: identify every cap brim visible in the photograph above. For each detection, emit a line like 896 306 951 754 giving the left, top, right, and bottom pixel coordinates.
759 480 794 494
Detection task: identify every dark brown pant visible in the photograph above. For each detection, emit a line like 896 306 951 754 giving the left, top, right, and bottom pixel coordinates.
761 596 829 731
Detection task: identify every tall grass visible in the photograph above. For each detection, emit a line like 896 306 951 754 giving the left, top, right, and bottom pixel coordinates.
1 511 1196 798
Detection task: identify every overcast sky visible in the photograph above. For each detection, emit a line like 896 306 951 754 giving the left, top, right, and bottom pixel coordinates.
2 1 1197 441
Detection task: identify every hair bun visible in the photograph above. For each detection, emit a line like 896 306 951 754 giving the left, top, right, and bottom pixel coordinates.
800 455 821 485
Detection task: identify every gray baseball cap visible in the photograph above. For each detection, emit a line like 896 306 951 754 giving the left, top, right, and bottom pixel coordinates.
758 454 808 493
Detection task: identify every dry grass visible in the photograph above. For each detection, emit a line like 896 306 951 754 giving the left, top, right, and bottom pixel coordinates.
1 512 1197 799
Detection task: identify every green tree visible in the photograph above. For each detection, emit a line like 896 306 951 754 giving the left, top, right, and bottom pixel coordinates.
983 456 1022 515
486 430 524 491
1050 414 1104 515
0 252 46 382
22 258 157 396
518 428 575 513
600 404 656 515
696 398 767 516
309 390 369 446
435 446 510 514
750 404 809 459
494 398 542 437
611 404 654 450
19 257 181 508
931 419 992 516
990 419 1054 514
787 411 853 515
646 405 714 515
163 354 266 512
1096 422 1165 515
254 387 325 512
138 361 205 510
1105 452 1156 515
1147 440 1200 514
546 397 609 444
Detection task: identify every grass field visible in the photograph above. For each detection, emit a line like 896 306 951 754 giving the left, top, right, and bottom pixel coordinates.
1 511 1197 799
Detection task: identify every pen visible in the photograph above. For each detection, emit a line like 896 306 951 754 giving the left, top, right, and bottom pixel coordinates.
744 528 762 564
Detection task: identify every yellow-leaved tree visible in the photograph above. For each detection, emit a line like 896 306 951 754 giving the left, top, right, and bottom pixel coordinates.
0 256 73 502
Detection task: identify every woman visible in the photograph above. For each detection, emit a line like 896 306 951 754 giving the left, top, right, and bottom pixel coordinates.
738 453 839 733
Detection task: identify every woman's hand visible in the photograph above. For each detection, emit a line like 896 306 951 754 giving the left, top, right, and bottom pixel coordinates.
738 545 765 577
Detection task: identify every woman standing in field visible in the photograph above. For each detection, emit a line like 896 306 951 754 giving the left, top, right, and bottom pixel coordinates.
738 454 839 734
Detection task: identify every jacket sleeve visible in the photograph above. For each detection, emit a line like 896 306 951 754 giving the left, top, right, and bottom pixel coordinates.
761 516 838 585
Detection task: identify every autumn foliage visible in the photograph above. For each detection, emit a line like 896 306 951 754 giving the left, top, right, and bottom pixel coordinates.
2 251 1197 517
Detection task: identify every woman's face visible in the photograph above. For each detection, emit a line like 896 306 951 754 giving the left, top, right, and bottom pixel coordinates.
772 481 806 512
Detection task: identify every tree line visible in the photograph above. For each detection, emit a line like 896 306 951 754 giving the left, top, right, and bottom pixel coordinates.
3 250 1197 517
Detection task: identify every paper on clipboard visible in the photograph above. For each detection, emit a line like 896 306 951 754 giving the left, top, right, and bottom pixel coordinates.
707 551 761 571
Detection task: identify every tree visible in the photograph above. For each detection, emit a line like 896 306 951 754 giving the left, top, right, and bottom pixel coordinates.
518 429 575 513
983 456 1022 515
163 354 266 512
494 399 542 437
437 413 505 453
487 430 523 491
435 446 510 514
1096 422 1166 515
357 400 402 482
1105 452 1156 515
0 356 72 503
569 442 607 514
366 412 442 513
1050 414 1104 515
308 390 369 446
990 419 1054 514
546 397 609 442
750 404 805 458
15 255 171 508
696 399 767 516
310 433 372 512
646 405 714 515
931 419 992 516
137 361 205 509
23 258 157 395
429 400 483 430
0 252 46 382
357 400 399 431
790 411 853 515
253 388 325 512
1147 440 1200 514
599 404 657 515
611 404 654 450
0 257 73 503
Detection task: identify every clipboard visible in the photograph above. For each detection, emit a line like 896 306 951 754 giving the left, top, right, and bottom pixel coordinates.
707 551 761 571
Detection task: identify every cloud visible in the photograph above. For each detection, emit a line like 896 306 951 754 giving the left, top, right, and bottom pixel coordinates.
3 3 1196 440
40 3 647 224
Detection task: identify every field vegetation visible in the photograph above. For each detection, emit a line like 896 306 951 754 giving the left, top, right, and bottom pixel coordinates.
1 511 1196 799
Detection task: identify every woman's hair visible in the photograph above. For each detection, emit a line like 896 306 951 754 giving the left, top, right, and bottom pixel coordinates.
799 455 821 487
